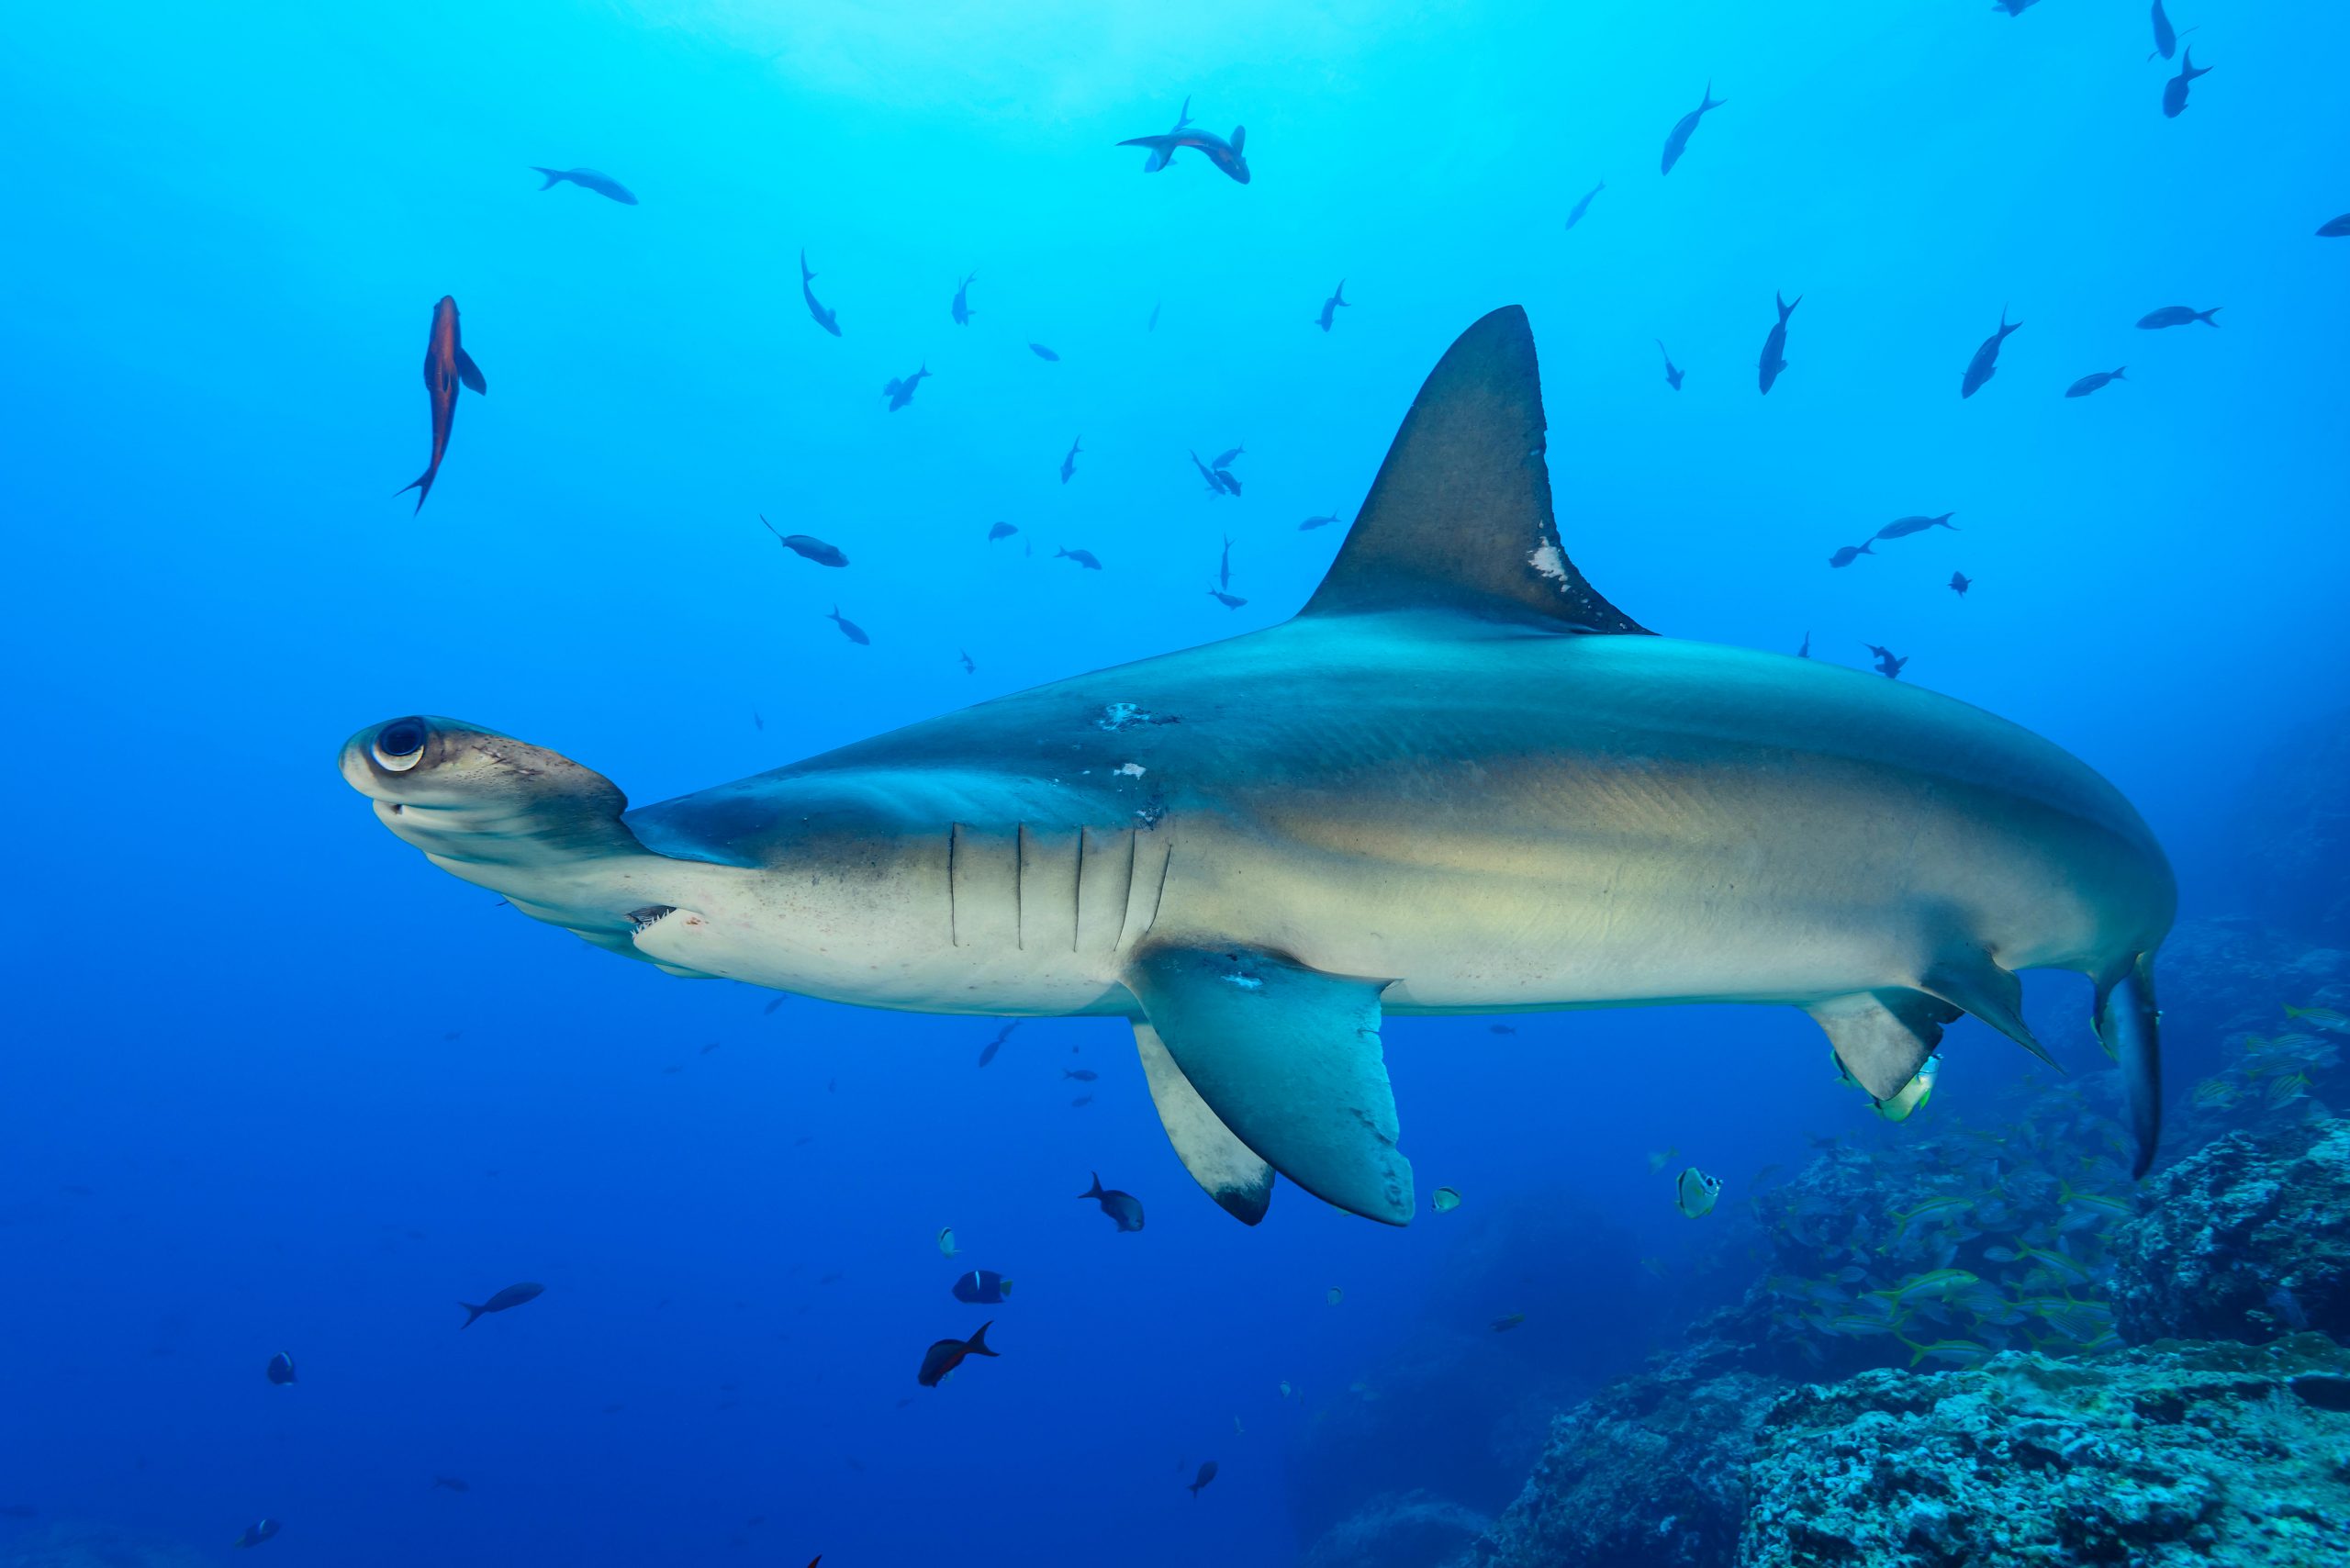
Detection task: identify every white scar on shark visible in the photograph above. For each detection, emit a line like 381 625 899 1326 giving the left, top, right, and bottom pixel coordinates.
340 307 2174 1227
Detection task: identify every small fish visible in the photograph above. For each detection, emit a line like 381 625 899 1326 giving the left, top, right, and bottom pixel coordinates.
1055 546 1102 570
936 1226 959 1258
459 1282 543 1327
1875 512 1958 541
764 996 787 1015
917 1321 997 1387
1218 533 1235 589
265 1352 297 1386
1187 1460 1219 1497
1863 643 1908 680
1029 343 1060 362
1960 308 2020 398
233 1519 282 1549
824 606 869 645
2266 1070 2312 1106
1316 281 1349 332
2065 367 2127 398
1326 1286 1344 1306
882 362 931 411
1898 1334 1993 1368
799 251 841 337
2320 215 2350 239
959 649 976 675
1675 1167 1723 1218
2162 48 2210 118
1299 510 1340 531
1759 291 1799 394
952 1269 1013 1305
1872 1054 1941 1122
2137 304 2220 330
1874 1269 1979 1303
976 1021 1020 1068
1661 81 1725 175
1079 1171 1145 1231
1431 1186 1462 1213
988 521 1019 542
1208 589 1248 610
1489 1024 1516 1035
951 272 977 325
1060 437 1082 484
761 517 849 567
1213 467 1243 497
1279 1380 1292 1398
1490 1313 1527 1332
1189 450 1227 495
1233 1416 1244 1435
397 296 487 513
1828 543 1874 568
1656 340 1684 391
431 1475 470 1493
2283 1003 2348 1029
1948 571 1972 598
529 166 636 205
2149 0 2177 60
1797 631 1811 658
1890 1194 1974 1238
1213 444 1245 470
1647 1146 1679 1173
1564 179 1605 230
1119 117 1250 184
2056 1182 2131 1216
1063 1068 1099 1081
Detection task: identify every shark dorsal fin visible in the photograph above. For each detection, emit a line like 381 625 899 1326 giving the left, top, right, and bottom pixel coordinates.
1301 306 1647 633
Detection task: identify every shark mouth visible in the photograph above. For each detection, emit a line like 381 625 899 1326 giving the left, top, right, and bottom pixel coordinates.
626 905 678 933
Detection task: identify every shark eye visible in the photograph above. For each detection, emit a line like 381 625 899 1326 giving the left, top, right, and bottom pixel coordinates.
373 718 430 772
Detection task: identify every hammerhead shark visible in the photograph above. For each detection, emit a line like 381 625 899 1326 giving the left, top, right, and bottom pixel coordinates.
341 308 2173 1226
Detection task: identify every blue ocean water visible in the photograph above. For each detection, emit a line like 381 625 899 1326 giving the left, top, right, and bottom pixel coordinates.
5 3 2348 1564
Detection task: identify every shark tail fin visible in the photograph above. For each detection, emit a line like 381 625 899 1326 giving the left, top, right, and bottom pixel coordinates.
530 167 565 190
2096 953 2164 1178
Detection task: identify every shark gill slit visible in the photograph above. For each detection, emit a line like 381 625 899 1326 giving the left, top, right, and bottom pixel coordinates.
1014 822 1028 952
947 823 961 948
1070 829 1086 954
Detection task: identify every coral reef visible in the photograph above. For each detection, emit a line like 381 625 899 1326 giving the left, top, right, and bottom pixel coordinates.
1300 1490 1491 1568
2111 1117 2350 1344
1738 1337 2350 1567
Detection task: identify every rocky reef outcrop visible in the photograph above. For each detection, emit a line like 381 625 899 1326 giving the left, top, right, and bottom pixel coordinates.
1300 1491 1491 1568
2111 1117 2350 1344
2232 711 2350 951
1738 1337 2350 1567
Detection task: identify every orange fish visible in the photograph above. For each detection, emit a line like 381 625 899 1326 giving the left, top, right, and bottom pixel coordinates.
399 296 486 512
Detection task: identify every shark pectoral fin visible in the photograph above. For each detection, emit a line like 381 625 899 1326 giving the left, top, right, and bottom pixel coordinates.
1920 951 2059 1069
453 349 487 395
1125 946 1413 1226
1807 990 1959 1102
2096 953 2163 1178
1133 1022 1273 1226
1299 305 1647 634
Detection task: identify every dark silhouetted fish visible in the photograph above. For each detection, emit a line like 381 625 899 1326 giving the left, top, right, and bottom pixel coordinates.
1064 1068 1099 1081
976 1021 1020 1068
1864 644 1908 680
1213 445 1245 469
1208 589 1248 609
1876 512 1957 541
1564 179 1605 230
1949 571 1973 597
1759 291 1798 394
1060 437 1081 484
1055 547 1102 570
530 166 636 204
1828 543 1874 568
1657 340 1684 391
2162 48 2210 118
1299 510 1339 531
233 1519 281 1549
1136 97 1192 173
952 1269 1013 1305
951 272 977 326
460 1282 543 1327
824 606 869 645
1188 1461 1218 1497
2319 215 2350 238
2137 304 2220 329
882 363 931 411
1069 1093 1093 1107
988 521 1018 542
1798 630 1811 658
1080 1171 1145 1231
959 649 975 675
1029 342 1059 361
1661 82 1725 174
761 517 848 567
2065 367 2127 398
799 251 840 337
1189 451 1227 495
265 1352 296 1386
1119 118 1250 184
1214 467 1243 497
431 1475 469 1493
2148 0 2177 60
397 296 486 513
1218 534 1234 589
1491 1313 1527 1332
1960 308 2020 398
1991 0 2041 16
1316 281 1348 331
764 996 787 1015
917 1320 997 1387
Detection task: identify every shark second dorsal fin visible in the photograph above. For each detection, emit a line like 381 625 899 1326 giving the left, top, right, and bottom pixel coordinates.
1301 306 1647 633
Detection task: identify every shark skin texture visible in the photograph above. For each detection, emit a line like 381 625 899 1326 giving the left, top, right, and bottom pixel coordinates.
340 307 2174 1227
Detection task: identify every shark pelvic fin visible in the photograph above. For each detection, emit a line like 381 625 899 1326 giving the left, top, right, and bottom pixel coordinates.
1807 990 1962 1102
1299 305 1648 634
1920 951 2059 1069
1125 946 1413 1226
1133 1021 1274 1225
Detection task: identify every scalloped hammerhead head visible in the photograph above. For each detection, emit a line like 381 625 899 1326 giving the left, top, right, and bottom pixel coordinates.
340 308 2173 1227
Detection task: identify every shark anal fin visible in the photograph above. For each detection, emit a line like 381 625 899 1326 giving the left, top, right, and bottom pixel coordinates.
1300 305 1648 635
1807 989 1960 1102
1921 951 2058 1069
1125 946 1412 1226
1133 1022 1273 1225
